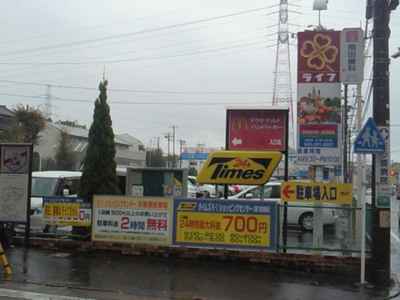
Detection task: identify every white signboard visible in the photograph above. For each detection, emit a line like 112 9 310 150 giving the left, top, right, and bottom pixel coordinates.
340 28 364 85
92 195 173 244
0 174 29 222
0 144 31 223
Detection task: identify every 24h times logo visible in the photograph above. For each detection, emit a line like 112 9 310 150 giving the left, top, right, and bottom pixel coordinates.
207 157 272 181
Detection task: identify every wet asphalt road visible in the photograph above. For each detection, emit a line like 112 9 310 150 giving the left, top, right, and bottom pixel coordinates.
0 197 400 299
0 244 396 300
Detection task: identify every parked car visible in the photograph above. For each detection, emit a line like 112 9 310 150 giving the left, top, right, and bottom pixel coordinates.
188 176 222 198
226 181 337 231
188 179 204 198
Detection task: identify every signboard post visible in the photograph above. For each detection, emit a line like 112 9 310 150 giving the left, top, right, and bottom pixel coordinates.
224 106 289 251
297 30 342 250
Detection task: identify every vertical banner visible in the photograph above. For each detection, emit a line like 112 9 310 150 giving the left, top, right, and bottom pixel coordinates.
340 28 364 85
376 126 391 208
297 31 342 166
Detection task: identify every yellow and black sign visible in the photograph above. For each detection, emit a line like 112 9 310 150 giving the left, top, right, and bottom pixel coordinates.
281 181 352 205
196 151 282 185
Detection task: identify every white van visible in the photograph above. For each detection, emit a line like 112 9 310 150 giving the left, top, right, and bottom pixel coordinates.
29 171 82 232
26 169 128 233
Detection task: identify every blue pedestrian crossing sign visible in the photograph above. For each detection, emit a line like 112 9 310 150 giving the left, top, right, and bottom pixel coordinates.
353 118 385 154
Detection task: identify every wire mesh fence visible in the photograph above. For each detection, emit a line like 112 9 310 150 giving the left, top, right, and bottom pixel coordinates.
276 203 372 255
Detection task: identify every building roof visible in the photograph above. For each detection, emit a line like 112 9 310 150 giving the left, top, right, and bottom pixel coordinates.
0 105 15 117
116 133 144 146
48 122 131 146
180 153 209 160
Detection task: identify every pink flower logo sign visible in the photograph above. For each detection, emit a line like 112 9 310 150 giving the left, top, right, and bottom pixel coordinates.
2 146 28 173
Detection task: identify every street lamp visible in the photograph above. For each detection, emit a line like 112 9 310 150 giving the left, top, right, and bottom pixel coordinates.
392 47 400 59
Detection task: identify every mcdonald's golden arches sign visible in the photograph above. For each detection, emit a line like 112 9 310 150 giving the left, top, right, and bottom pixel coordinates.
226 108 288 151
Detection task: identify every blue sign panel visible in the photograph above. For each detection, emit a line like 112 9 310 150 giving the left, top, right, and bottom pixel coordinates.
354 118 385 154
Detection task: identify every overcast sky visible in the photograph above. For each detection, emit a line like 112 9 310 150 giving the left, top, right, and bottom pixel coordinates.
1 0 400 161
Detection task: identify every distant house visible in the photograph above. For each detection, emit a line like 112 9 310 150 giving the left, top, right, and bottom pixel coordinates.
35 122 146 170
115 133 146 167
0 105 15 133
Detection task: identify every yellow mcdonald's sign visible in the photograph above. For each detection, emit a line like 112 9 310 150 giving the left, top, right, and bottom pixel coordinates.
231 117 248 130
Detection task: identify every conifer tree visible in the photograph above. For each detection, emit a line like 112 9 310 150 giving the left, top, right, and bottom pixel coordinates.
78 80 120 200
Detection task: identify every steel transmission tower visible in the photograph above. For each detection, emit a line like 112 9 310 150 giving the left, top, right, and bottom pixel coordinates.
43 85 52 120
272 0 294 146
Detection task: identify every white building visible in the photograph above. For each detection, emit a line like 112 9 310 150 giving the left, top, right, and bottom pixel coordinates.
35 122 145 170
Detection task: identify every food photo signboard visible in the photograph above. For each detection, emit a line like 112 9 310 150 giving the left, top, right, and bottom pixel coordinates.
296 83 342 166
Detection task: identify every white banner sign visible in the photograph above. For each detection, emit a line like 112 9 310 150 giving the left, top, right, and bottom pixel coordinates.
340 28 364 85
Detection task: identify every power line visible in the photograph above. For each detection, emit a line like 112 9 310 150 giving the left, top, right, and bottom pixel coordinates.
0 80 273 95
0 0 246 46
0 91 272 106
0 39 269 65
0 6 274 58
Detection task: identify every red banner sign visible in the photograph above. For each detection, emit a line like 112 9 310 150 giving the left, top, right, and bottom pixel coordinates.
226 109 287 151
297 31 341 84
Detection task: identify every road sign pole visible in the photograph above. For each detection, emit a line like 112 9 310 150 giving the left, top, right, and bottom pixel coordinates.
361 154 367 284
371 0 391 286
313 166 324 251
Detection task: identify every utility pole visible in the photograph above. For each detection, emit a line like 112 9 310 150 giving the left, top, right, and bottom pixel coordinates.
178 139 186 168
154 137 161 149
170 126 178 168
164 132 171 168
370 0 394 286
148 139 153 167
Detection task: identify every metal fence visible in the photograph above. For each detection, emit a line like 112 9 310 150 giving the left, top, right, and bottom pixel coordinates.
276 203 372 255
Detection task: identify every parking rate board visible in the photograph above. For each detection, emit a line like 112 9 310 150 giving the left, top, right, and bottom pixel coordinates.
281 182 352 205
173 199 277 251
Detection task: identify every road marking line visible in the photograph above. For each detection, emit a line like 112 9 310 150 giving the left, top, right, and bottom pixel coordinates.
391 231 400 244
0 287 96 300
